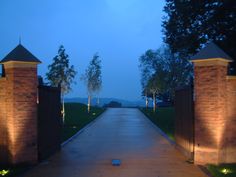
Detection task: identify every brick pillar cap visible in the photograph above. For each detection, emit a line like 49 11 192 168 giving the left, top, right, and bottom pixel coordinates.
191 58 231 66
191 58 232 63
2 61 40 69
226 76 236 80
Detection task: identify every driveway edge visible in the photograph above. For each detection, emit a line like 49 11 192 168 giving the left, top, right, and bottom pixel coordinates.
138 109 176 146
61 109 107 147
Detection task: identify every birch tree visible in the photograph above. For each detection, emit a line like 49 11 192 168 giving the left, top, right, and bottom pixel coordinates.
46 45 77 122
139 50 157 108
82 53 102 112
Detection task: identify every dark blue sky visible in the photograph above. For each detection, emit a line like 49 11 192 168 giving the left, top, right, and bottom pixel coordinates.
0 0 165 101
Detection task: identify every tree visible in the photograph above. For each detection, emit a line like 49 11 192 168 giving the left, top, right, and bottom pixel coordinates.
139 49 167 111
46 45 77 121
159 46 192 102
147 74 162 112
139 50 157 109
81 53 102 113
139 45 191 107
162 0 236 71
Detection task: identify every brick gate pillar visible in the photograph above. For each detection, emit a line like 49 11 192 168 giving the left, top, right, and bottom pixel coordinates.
191 43 232 165
0 44 41 165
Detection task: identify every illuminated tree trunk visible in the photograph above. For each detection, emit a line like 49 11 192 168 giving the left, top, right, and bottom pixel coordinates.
62 94 65 123
152 92 156 112
87 95 91 113
145 95 149 109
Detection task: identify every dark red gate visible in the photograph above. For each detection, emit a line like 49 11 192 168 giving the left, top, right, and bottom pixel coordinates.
37 85 62 161
175 86 194 159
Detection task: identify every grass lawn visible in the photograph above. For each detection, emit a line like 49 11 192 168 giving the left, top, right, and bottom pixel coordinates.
140 107 175 140
207 164 236 177
0 103 105 177
62 103 105 142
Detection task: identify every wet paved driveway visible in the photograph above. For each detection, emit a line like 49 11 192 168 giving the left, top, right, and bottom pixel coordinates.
24 108 207 177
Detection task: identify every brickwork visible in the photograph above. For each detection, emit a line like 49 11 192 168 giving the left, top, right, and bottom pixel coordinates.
224 77 236 163
194 63 227 164
0 77 8 164
193 59 236 165
0 63 38 165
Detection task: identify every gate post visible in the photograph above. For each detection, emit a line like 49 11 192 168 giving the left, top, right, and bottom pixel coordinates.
0 44 41 165
191 42 232 165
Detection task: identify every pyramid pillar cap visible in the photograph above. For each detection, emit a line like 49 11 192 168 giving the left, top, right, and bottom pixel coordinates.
190 42 233 66
0 44 41 64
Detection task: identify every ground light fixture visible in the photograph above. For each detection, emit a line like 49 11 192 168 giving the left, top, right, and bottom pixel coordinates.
221 168 233 175
0 169 9 176
112 159 121 166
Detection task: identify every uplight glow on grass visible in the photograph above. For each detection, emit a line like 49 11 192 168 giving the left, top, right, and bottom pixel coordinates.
221 168 233 175
0 169 9 176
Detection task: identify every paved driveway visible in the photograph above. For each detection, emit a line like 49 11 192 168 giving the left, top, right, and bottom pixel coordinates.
24 108 207 177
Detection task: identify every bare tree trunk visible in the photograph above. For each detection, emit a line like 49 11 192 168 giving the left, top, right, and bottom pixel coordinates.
62 94 65 123
145 94 148 109
88 95 91 113
153 92 156 112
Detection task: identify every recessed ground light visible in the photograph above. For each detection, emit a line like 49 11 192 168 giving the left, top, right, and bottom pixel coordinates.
112 159 121 166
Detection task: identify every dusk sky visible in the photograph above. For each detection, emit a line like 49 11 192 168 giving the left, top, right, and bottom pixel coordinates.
0 0 165 101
